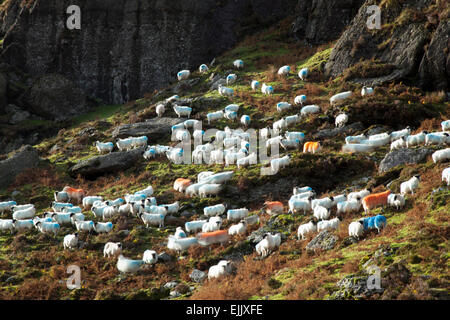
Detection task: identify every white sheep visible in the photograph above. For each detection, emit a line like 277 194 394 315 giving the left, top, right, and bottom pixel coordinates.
167 236 198 252
35 221 60 236
166 147 184 164
144 205 167 217
298 67 308 81
345 133 367 144
336 199 362 215
406 131 427 147
218 85 234 97
54 191 69 202
261 83 274 95
442 167 450 186
95 141 114 154
348 220 364 239
285 114 300 127
390 127 411 142
228 220 247 235
227 208 249 222
432 148 450 163
280 138 300 150
260 127 271 140
202 216 222 233
361 86 374 96
330 91 352 105
12 203 35 212
160 202 179 215
94 222 113 234
207 110 224 124
300 105 320 117
313 205 330 221
200 171 234 185
208 260 232 280
47 212 73 226
390 137 407 151
347 188 371 201
278 65 291 77
426 132 450 146
173 105 192 118
117 255 145 273
177 70 190 81
12 206 36 220
0 219 14 234
441 120 450 132
335 113 349 127
317 217 342 232
294 95 307 106
311 196 334 210
82 196 103 210
12 219 34 232
237 152 257 169
400 175 420 195
174 227 187 239
273 119 287 135
104 242 122 258
185 220 208 234
199 64 209 73
130 136 148 148
199 184 222 198
270 155 290 173
227 74 237 85
288 197 312 215
63 233 78 250
116 138 134 151
387 194 405 210
297 220 317 240
251 80 260 91
155 103 165 118
204 204 226 217
143 250 158 265
139 212 165 228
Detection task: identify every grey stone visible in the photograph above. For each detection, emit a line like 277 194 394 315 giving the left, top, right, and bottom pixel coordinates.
378 148 433 173
5 104 30 124
112 117 185 140
158 252 174 263
164 281 179 290
306 230 339 253
189 269 207 283
0 145 40 187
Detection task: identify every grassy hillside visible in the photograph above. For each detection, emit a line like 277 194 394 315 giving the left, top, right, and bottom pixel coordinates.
0 18 448 300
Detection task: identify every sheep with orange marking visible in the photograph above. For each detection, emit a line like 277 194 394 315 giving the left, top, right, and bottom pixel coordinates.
173 178 192 193
262 201 284 215
361 190 391 214
62 186 87 204
303 141 321 154
197 230 229 246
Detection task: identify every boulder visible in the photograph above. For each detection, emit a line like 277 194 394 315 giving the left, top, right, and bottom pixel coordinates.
69 148 145 178
306 230 338 253
378 148 432 173
112 117 185 140
0 145 40 187
189 269 207 283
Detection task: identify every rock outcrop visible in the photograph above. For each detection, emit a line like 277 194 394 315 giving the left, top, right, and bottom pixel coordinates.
379 148 432 173
0 145 40 187
112 117 184 140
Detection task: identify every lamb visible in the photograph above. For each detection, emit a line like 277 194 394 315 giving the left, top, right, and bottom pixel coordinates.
442 167 450 186
0 201 17 214
199 184 223 198
94 222 113 234
104 242 122 258
271 155 290 173
261 83 274 95
207 110 224 124
185 220 208 234
432 148 450 163
218 85 234 97
297 220 317 240
361 86 374 96
173 105 192 118
390 137 407 151
262 201 284 215
208 260 233 280
95 141 114 154
226 74 237 85
298 67 308 81
362 190 391 214
54 191 69 202
143 250 158 265
12 219 34 232
303 141 321 154
278 65 291 77
116 138 134 151
336 198 362 215
406 131 427 147
199 64 209 73
167 236 198 252
237 152 257 169
73 220 95 233
251 80 260 91
335 113 349 127
400 175 420 195
12 206 36 220
0 219 14 233
173 178 192 193
227 208 249 222
390 127 411 142
294 95 307 106
317 217 342 232
202 217 223 233
348 220 364 239
442 120 450 132
330 91 352 105
117 255 145 273
313 205 330 221
300 105 320 117
63 233 78 250
174 227 187 239
387 194 405 210
82 196 103 210
197 230 229 246
177 70 190 81
156 104 165 117
233 59 244 69
342 143 376 153
288 197 312 215
204 204 226 217
228 220 247 235
35 221 60 236
139 212 165 228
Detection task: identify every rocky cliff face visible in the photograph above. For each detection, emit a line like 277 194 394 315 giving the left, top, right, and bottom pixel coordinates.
0 0 297 105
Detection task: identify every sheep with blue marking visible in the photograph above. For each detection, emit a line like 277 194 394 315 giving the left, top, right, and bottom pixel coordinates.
294 95 307 106
362 215 387 233
35 221 60 236
166 147 184 164
207 110 224 124
177 70 190 81
336 198 362 215
47 212 73 226
442 120 450 132
227 74 237 85
251 80 260 91
425 132 449 146
0 201 17 215
174 227 187 239
74 220 95 233
117 254 145 273
361 86 374 96
130 136 148 149
405 131 427 147
139 212 165 228
173 105 192 118
288 197 312 215
225 110 238 122
116 137 134 151
278 65 291 77
95 141 114 154
298 67 308 81
432 148 450 163
261 83 274 95
233 59 244 69
276 102 292 113
218 85 234 97
94 222 114 234
199 64 209 73
12 219 34 232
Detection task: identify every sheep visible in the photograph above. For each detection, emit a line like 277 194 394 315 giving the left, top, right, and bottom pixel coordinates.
273 119 287 135
226 74 237 85
331 193 347 206
336 198 362 215
261 83 274 95
139 212 165 228
91 205 109 219
390 127 411 142
300 105 320 117
218 85 234 97
432 148 450 163
278 65 291 77
198 184 222 198
171 123 186 133
345 133 367 144
35 221 60 236
390 137 407 151
130 136 148 148
225 110 238 122
251 80 260 91
202 216 223 233
144 205 167 217
262 201 284 215
227 208 249 222
173 178 192 193
400 175 420 195
311 197 334 210
281 138 300 150
109 198 125 207
206 110 224 125
330 91 352 105
143 250 158 265
185 220 208 234
167 236 198 252
237 152 257 169
199 64 209 73
185 182 207 197
297 220 317 240
0 201 17 215
166 95 179 103
192 130 205 142
51 202 72 212
197 230 229 246
12 219 34 232
69 213 84 224
233 59 244 69
285 131 305 142
228 220 247 236
387 194 405 210
294 95 307 106
426 132 450 146
317 217 342 232
12 206 36 220
405 131 427 147
145 198 157 207
54 191 69 203
290 191 316 201
156 104 165 117
204 204 226 217
223 136 241 149
159 202 179 215
342 143 376 153
174 227 187 239
82 196 103 210
63 233 78 250
303 141 321 154
173 105 192 118
361 86 374 96
362 215 387 233
256 233 280 257
241 115 251 127
104 242 122 258
117 254 145 273
313 205 330 221
348 220 364 239
335 113 349 127
260 127 271 140
47 212 73 226
442 167 450 186
177 70 190 81
276 102 292 113
298 67 308 81
62 206 82 214
201 171 234 185
0 219 14 233
73 220 95 233
293 186 313 195
166 147 184 164
271 155 290 173
208 260 233 280
116 138 134 151
94 222 113 234
362 190 391 214
11 204 34 212
95 141 114 154
442 120 450 132
288 197 312 215
347 188 371 201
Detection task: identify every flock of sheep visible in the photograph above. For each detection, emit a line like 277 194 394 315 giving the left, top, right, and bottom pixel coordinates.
1 58 449 285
